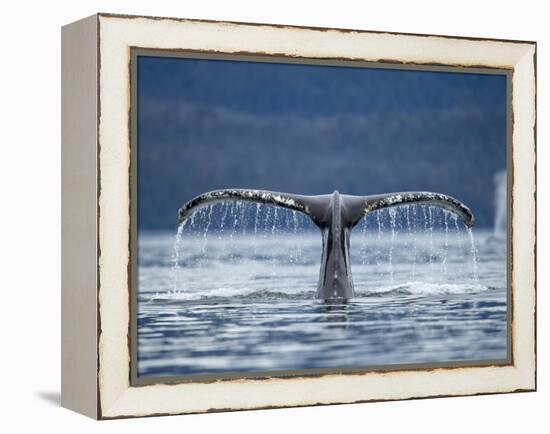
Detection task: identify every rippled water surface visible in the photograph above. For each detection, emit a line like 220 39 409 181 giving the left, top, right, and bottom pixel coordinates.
137 205 507 378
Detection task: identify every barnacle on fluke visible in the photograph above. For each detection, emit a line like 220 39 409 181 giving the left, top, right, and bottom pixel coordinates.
178 189 474 301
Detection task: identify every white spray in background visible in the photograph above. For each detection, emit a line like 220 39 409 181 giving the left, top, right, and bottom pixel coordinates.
493 170 507 237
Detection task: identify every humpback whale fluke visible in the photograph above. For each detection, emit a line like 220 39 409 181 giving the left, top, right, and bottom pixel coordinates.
178 189 474 301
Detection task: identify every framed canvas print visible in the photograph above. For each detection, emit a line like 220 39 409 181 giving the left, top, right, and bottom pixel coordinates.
61 13 536 419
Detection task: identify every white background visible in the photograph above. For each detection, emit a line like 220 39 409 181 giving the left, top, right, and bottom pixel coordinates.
0 1 546 432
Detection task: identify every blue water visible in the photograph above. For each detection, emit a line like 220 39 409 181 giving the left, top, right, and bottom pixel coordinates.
137 205 507 378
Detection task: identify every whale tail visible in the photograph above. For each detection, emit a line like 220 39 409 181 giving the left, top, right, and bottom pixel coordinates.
178 189 474 300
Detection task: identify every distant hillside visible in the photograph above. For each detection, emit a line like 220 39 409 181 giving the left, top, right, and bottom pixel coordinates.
137 57 507 230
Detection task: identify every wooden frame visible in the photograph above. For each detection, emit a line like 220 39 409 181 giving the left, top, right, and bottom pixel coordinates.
61 13 536 419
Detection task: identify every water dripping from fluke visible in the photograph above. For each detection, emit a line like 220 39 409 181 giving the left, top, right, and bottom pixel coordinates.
360 218 368 266
170 219 187 294
388 207 397 284
201 204 214 257
376 210 383 271
442 210 450 277
175 189 475 301
410 205 418 280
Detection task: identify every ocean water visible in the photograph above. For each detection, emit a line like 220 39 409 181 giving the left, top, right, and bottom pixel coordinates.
137 204 508 378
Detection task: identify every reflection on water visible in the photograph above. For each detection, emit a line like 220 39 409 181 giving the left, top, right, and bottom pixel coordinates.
137 208 507 378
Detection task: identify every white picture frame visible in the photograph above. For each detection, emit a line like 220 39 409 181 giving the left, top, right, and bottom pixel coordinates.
61 13 536 419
